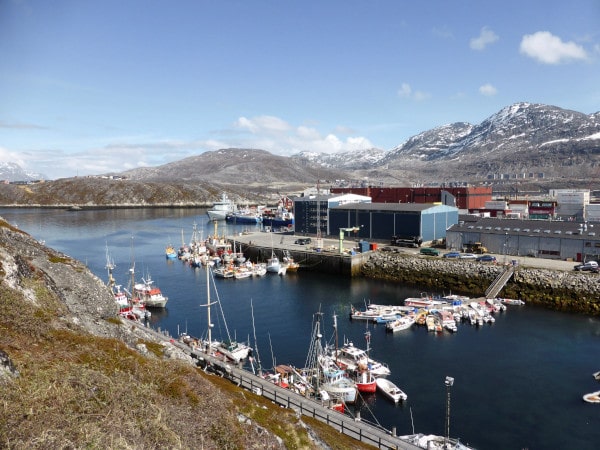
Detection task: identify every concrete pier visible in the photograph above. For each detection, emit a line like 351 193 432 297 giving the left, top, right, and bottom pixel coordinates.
230 231 372 277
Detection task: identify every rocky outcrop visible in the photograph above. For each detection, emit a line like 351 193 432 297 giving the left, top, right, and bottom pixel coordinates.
362 251 600 315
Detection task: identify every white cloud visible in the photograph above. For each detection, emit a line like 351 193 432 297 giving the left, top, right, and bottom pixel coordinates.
397 83 430 101
0 146 27 167
397 83 412 98
470 26 499 50
479 83 498 96
234 115 291 134
519 31 588 64
229 116 374 155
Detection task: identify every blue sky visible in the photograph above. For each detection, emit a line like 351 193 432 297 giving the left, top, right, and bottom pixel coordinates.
1 0 599 179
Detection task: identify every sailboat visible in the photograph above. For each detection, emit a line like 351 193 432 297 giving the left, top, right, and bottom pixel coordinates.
200 262 252 363
303 312 357 404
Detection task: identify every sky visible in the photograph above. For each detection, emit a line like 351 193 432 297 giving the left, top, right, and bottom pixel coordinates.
1 0 599 179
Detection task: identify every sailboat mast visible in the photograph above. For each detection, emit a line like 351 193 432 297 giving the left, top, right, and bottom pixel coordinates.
206 263 212 346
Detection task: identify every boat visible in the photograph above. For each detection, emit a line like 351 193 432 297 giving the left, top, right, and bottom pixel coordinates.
375 377 407 403
105 244 150 321
225 208 263 224
404 294 450 309
266 252 286 275
353 366 377 393
386 314 415 332
329 335 391 378
498 297 525 306
134 273 168 308
206 193 236 221
204 263 252 362
583 391 600 403
593 371 600 381
398 434 475 449
304 312 357 404
282 249 300 272
350 303 414 322
252 262 267 276
165 244 177 259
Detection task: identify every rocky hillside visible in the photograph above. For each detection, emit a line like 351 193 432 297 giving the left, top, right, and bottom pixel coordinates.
0 218 367 449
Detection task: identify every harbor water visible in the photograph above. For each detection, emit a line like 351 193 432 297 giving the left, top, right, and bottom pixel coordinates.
2 207 600 450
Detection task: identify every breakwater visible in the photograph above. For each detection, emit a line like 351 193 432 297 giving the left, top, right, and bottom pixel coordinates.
361 250 600 316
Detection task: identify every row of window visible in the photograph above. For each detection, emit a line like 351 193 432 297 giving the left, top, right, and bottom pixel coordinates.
464 224 596 236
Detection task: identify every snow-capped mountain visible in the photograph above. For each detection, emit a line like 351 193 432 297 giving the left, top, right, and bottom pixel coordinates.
381 102 600 180
294 102 600 183
291 148 386 170
0 162 45 182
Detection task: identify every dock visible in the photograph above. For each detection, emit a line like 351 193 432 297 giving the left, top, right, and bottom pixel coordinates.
231 231 372 276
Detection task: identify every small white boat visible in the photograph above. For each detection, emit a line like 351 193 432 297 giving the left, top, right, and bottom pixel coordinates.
376 377 407 403
386 315 415 332
583 390 600 403
593 371 600 381
498 297 525 306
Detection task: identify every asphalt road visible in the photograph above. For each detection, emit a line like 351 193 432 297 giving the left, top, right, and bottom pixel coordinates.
235 231 590 273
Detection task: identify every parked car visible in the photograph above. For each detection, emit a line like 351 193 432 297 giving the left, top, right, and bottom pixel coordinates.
574 261 598 271
476 254 497 263
419 247 440 256
294 238 312 245
443 251 461 258
459 253 477 260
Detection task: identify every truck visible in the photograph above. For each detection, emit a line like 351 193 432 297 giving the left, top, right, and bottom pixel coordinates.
462 242 488 254
391 235 423 248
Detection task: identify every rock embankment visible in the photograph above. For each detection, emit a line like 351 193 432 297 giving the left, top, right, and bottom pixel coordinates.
361 251 600 315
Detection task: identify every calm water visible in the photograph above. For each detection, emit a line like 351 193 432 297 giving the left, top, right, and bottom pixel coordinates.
2 207 600 450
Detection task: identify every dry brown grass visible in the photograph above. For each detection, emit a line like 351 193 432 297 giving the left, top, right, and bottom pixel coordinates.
0 276 374 449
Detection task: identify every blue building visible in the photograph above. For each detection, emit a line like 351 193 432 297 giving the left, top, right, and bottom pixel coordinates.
328 203 459 242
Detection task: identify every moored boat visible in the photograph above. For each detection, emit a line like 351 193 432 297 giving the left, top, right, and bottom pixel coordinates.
386 314 416 332
134 274 168 308
207 193 236 221
498 297 525 306
375 377 407 402
329 338 391 378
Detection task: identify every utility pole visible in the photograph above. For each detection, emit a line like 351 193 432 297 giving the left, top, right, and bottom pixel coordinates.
445 376 454 449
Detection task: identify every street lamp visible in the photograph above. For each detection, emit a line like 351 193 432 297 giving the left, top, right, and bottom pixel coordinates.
445 376 454 449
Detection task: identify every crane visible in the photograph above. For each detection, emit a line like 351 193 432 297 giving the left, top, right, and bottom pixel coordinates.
339 226 361 254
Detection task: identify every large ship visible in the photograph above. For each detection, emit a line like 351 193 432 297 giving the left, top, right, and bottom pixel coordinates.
206 193 236 221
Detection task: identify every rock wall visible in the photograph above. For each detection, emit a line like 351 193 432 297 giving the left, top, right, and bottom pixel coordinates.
361 251 600 315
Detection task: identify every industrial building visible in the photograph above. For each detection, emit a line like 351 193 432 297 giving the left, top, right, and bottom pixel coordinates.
330 186 492 209
446 216 600 262
293 194 458 243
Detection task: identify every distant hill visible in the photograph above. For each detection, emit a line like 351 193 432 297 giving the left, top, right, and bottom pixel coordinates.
2 102 598 207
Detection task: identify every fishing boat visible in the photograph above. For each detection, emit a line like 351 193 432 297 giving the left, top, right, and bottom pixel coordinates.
165 244 177 259
375 377 407 403
304 312 357 404
282 250 300 272
266 252 286 275
353 367 377 393
225 208 263 224
134 273 168 308
200 262 252 363
329 334 391 378
207 193 236 221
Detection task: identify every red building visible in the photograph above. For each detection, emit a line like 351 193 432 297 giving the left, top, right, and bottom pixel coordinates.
329 186 492 209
